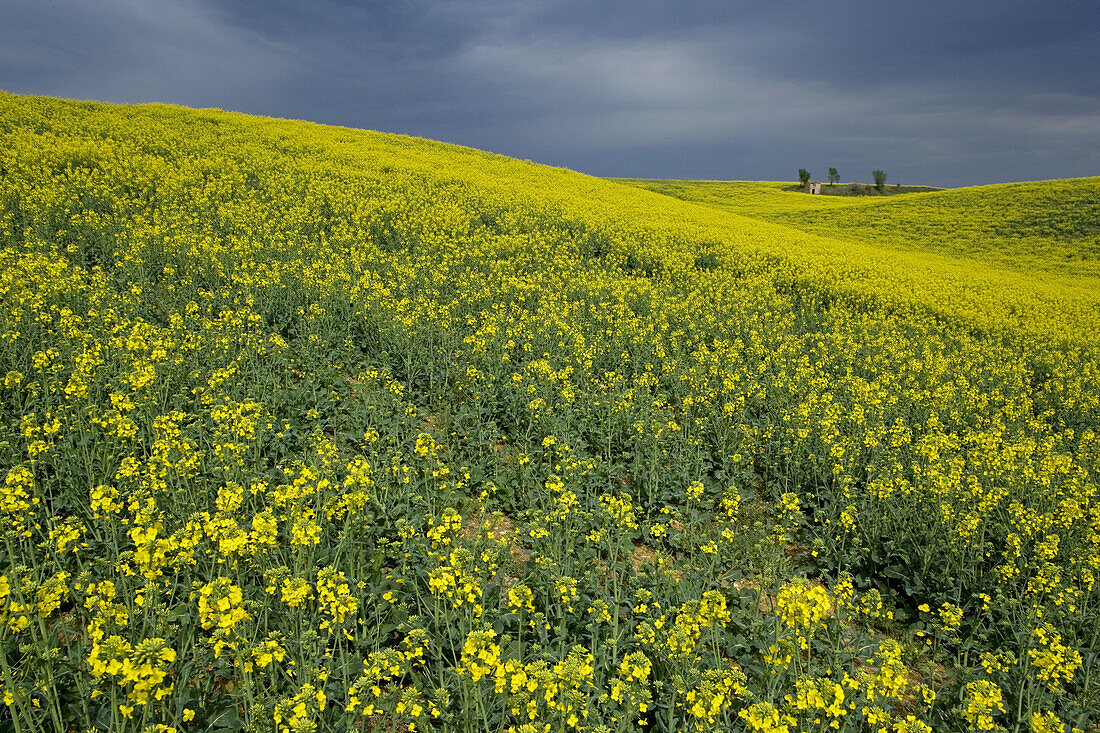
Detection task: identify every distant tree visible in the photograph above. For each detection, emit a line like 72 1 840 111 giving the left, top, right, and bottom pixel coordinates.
828 167 839 185
872 169 887 192
798 169 811 189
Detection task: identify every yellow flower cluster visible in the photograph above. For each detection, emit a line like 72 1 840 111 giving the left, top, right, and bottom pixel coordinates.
273 683 327 733
87 636 176 707
775 579 831 650
196 578 249 658
961 680 1005 731
1028 623 1082 691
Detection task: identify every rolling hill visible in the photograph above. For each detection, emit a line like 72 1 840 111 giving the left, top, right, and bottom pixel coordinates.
1 91 1098 732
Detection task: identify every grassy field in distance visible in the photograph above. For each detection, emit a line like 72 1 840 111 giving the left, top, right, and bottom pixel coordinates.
617 176 1100 277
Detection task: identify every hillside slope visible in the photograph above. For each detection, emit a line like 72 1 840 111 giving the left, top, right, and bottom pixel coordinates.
2 92 1099 731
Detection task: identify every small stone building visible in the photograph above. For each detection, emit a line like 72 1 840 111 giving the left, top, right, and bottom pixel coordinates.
809 181 823 194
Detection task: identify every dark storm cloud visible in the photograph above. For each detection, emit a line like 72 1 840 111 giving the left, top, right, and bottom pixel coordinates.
2 0 1097 186
0 0 300 112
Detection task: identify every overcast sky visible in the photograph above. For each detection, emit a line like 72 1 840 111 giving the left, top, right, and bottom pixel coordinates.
2 0 1098 186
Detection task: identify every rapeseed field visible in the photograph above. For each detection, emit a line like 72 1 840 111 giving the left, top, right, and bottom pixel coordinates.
1 91 1098 732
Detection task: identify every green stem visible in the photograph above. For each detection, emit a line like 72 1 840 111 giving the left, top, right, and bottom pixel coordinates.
0 637 26 733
